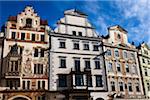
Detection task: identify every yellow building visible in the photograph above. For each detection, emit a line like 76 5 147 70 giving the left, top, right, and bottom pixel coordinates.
138 43 150 98
103 25 144 99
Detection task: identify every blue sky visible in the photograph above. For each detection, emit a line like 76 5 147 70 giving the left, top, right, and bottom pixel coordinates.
0 1 150 46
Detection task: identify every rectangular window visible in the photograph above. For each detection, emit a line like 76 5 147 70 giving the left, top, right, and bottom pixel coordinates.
32 34 35 41
75 74 84 86
95 60 100 69
15 61 18 71
124 51 127 58
83 44 89 50
21 33 25 40
58 74 67 87
111 81 115 91
60 58 66 68
147 83 150 91
136 83 140 92
87 76 92 87
142 59 145 63
116 63 121 72
85 60 91 69
59 41 66 48
108 62 113 71
74 59 80 71
40 49 44 57
74 43 79 50
107 49 111 56
42 81 45 89
131 53 135 60
34 64 43 74
38 81 41 89
128 83 132 92
41 35 45 42
115 50 119 57
12 32 16 39
145 69 148 76
78 32 82 36
95 75 103 87
93 45 99 51
72 31 76 36
34 48 38 57
119 82 124 91
126 64 129 73
23 81 25 89
27 81 30 89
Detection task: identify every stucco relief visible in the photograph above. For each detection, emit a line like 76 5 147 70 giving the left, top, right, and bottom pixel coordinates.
22 48 32 75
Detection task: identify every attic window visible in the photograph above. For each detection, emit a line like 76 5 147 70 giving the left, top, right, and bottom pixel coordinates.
26 18 32 28
72 31 76 36
21 19 23 23
117 34 121 39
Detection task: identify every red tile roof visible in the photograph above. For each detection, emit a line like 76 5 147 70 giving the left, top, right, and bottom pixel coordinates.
40 19 48 25
8 16 17 22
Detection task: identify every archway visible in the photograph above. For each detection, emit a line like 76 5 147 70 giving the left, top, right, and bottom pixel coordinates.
96 98 104 100
8 95 31 100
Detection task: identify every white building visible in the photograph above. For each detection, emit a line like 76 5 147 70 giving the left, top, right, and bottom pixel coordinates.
49 9 108 100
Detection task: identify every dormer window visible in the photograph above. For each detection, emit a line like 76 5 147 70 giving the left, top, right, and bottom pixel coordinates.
26 18 32 28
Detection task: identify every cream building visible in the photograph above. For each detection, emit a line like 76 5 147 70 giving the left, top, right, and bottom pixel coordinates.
49 9 108 100
103 25 144 99
138 43 150 98
0 6 49 100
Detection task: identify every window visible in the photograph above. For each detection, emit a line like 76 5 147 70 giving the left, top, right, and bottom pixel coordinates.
95 75 103 87
72 31 76 36
21 33 25 40
135 83 140 92
74 59 80 71
40 49 44 57
95 60 100 69
26 18 32 28
131 53 135 60
59 41 66 48
142 59 145 63
132 65 137 74
128 82 132 92
124 51 127 58
107 49 111 56
23 81 25 89
78 32 82 36
10 61 18 71
75 74 84 86
60 58 66 68
144 50 148 55
108 62 113 71
83 44 89 50
37 95 46 100
145 69 148 76
87 76 92 87
74 42 79 50
93 45 99 51
12 32 16 39
85 60 91 69
119 82 124 91
32 34 35 41
111 81 115 91
41 35 45 42
126 64 129 73
22 80 30 89
115 50 119 57
34 64 44 74
58 74 67 87
116 63 121 72
19 47 23 55
42 81 45 89
117 34 121 39
38 81 41 89
147 83 150 91
34 48 38 57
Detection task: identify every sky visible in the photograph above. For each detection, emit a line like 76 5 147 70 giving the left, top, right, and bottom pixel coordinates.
0 0 150 46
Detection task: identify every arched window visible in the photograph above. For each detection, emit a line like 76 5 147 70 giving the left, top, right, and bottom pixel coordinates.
26 18 32 28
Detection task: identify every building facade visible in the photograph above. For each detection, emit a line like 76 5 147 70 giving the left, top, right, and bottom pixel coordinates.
49 9 108 100
103 25 144 99
0 6 49 100
138 43 150 98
